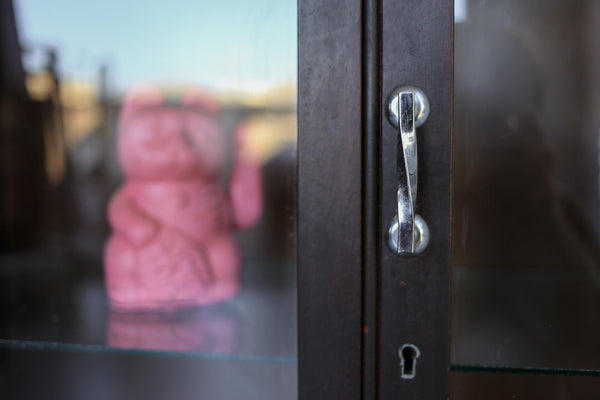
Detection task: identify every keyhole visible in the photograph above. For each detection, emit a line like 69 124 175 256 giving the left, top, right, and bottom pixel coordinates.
399 344 421 379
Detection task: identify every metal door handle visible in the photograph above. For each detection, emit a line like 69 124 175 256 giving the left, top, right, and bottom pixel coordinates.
386 87 430 256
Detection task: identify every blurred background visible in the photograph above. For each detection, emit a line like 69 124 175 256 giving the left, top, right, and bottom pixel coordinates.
2 0 600 398
0 0 298 362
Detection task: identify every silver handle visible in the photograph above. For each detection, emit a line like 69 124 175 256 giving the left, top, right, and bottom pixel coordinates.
386 87 430 256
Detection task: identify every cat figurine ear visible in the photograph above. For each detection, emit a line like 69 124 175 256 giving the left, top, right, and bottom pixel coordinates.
229 122 264 229
119 85 163 123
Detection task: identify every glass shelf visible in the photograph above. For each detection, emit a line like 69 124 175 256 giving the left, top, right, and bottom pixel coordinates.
451 364 600 378
0 344 296 399
0 250 296 360
0 249 297 399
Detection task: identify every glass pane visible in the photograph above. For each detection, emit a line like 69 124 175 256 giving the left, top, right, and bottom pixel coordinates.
0 0 296 378
452 0 600 373
0 346 296 398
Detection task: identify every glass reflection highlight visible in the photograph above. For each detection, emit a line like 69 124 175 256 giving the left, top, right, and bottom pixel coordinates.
107 307 240 353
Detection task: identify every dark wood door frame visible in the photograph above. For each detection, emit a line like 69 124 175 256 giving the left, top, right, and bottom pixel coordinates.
298 0 363 399
299 0 452 399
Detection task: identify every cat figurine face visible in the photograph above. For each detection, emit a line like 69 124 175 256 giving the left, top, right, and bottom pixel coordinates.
118 86 225 181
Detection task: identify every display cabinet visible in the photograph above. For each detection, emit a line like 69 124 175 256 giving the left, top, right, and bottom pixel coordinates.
1 0 298 398
2 0 600 399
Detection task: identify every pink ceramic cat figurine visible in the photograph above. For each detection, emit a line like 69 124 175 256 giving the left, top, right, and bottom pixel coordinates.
104 86 262 311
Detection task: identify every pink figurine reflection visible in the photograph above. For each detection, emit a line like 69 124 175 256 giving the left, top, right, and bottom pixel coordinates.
107 309 240 353
104 86 262 311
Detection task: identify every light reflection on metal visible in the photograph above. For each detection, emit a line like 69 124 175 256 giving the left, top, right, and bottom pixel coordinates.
385 85 430 130
386 87 430 256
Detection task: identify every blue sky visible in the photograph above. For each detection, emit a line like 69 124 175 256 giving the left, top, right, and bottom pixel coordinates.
15 0 297 93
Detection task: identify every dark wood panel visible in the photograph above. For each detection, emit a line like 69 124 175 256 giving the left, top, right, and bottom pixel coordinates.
451 370 600 398
298 0 363 399
379 0 453 399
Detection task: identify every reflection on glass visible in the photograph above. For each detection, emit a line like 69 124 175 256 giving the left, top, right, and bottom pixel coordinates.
0 0 297 361
107 307 240 353
453 0 600 371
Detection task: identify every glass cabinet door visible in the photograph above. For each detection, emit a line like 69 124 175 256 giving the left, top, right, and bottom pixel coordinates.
451 0 600 396
368 0 600 398
0 1 298 397
8 0 598 398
